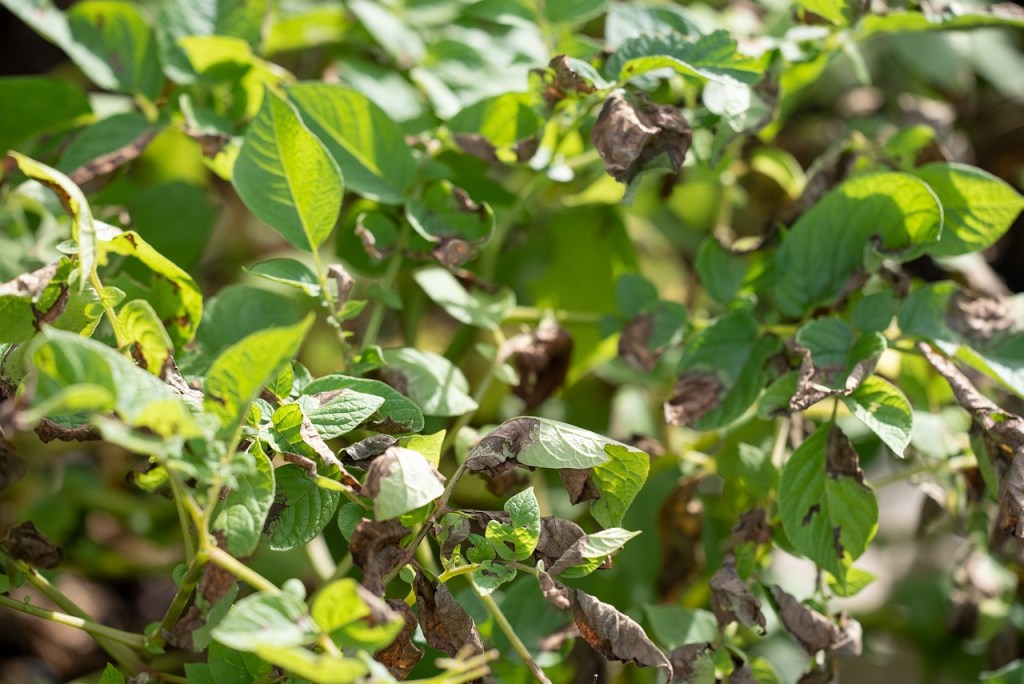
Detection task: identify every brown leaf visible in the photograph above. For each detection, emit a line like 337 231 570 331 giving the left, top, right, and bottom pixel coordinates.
2 521 62 569
732 508 773 546
166 558 238 650
770 585 842 654
571 589 673 676
789 344 877 412
413 572 484 657
327 264 354 305
538 55 597 107
454 133 499 162
547 532 613 577
505 320 573 410
431 237 476 269
160 356 204 406
559 468 600 504
826 427 864 484
0 262 59 298
664 372 722 427
619 313 661 372
340 434 399 467
351 518 411 596
592 92 691 185
537 568 572 610
376 599 424 679
0 437 27 493
484 468 532 497
946 291 1016 343
33 419 100 443
796 661 837 684
669 642 715 684
657 478 704 599
464 417 541 478
709 556 766 634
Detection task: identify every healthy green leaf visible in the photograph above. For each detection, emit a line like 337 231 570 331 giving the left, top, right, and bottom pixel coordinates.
796 0 854 26
296 390 385 441
311 578 403 650
203 316 314 439
398 430 445 468
607 31 765 87
98 663 125 684
288 83 418 204
695 238 748 305
380 348 477 417
303 375 424 434
591 445 649 528
644 605 718 650
914 162 1024 257
214 443 276 557
212 590 319 652
195 284 303 362
486 487 541 561
66 0 163 98
842 376 913 457
604 3 698 48
245 259 322 296
262 464 342 551
544 0 607 24
858 7 1024 36
774 172 943 317
0 77 90 152
233 91 343 253
413 267 514 330
778 425 878 584
156 0 264 82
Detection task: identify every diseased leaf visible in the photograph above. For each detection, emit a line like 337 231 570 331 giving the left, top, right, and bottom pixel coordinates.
378 348 477 417
214 444 276 557
351 518 411 596
0 261 66 344
364 447 445 521
116 299 172 375
790 317 885 411
571 588 673 676
770 586 842 654
656 479 704 598
592 92 691 185
709 556 766 633
0 438 27 493
669 642 716 684
405 182 494 269
1 521 63 569
246 259 322 296
262 464 341 551
549 528 640 578
303 374 424 435
413 572 484 657
506 320 573 410
375 599 423 678
591 445 649 528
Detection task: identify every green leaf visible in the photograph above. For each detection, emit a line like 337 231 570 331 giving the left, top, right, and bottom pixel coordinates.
796 0 854 26
296 391 385 441
0 77 91 152
195 284 303 362
287 83 418 205
858 7 1024 36
696 238 748 305
246 259 322 296
405 181 495 266
380 348 477 417
4 152 96 292
254 645 368 684
447 93 543 161
544 0 607 24
898 282 1024 397
615 274 659 318
116 299 172 375
262 464 342 551
486 487 541 561
204 316 314 439
674 310 780 430
303 375 424 434
842 376 913 457
212 590 319 652
348 0 425 67
774 172 942 317
58 112 156 174
311 579 403 650
370 447 445 520
605 3 698 48
914 162 1024 257
778 425 878 583
795 317 886 392
98 663 125 684
233 91 343 253
66 0 163 98
591 445 649 528
156 0 264 82
214 443 276 556
193 642 273 684
98 229 203 349
0 261 68 344
607 31 765 87
470 560 518 595
398 429 445 468
826 566 878 598
850 291 895 333
553 528 641 579
644 605 718 650
413 267 514 330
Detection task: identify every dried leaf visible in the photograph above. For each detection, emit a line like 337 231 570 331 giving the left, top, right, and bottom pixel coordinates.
341 434 399 467
571 588 673 676
664 372 722 427
592 92 691 185
538 55 597 107
825 428 864 483
160 356 204 406
484 468 532 497
327 263 354 305
463 417 541 478
413 572 484 657
455 133 499 162
770 585 842 654
657 478 704 598
538 569 571 610
946 291 1016 343
669 643 716 684
729 659 758 684
0 262 59 298
351 518 411 595
34 419 100 443
732 508 772 545
0 437 27 493
709 556 766 634
376 599 423 679
619 313 660 372
2 521 62 569
559 468 600 504
505 320 573 410
68 127 158 189
789 346 878 412
166 558 237 650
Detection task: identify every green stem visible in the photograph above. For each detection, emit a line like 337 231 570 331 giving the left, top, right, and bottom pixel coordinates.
207 547 280 595
0 594 146 648
89 271 128 348
314 474 362 505
362 222 410 349
476 591 551 684
167 469 196 565
147 554 206 651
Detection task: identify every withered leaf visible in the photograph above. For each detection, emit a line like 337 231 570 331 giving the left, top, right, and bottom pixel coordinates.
664 372 722 427
946 291 1016 343
537 568 571 610
34 419 100 443
413 572 484 657
789 345 877 412
160 356 204 406
351 518 411 596
729 659 759 684
327 263 355 305
732 508 773 546
709 556 766 634
341 434 399 467
0 261 59 298
833 615 862 657
547 532 612 577
592 92 691 185
376 599 424 679
770 585 842 655
432 237 476 270
826 427 864 483
0 437 27 493
669 642 715 684
484 468 532 497
657 478 704 599
463 417 541 478
571 589 673 676
619 313 660 372
2 521 63 569
166 559 237 650
68 127 158 189
455 133 499 162
505 320 573 410
537 55 597 107
559 468 600 504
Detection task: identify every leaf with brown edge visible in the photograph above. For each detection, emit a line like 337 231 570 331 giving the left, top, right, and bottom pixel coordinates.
2 521 63 569
559 468 600 504
570 588 673 677
669 642 716 684
709 556 766 634
789 318 884 412
341 434 399 467
770 585 842 654
664 372 722 427
505 320 573 410
375 599 423 679
0 437 26 493
592 92 692 185
732 508 772 546
413 572 484 657
351 518 411 596
657 478 704 599
464 417 542 478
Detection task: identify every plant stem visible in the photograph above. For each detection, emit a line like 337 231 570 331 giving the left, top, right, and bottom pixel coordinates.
147 554 206 651
314 474 363 505
504 306 604 326
89 272 128 348
770 416 791 469
0 594 146 648
167 469 197 565
476 591 551 684
207 547 279 595
361 222 409 349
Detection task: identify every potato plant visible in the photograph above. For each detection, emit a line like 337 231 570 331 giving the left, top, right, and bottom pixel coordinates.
1 0 1024 683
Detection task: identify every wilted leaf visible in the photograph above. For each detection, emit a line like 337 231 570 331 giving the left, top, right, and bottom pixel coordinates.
548 528 639 578
669 642 716 684
559 468 600 504
592 92 691 185
657 479 704 598
168 559 238 651
341 435 399 467
571 588 673 676
1 521 63 569
351 519 411 596
413 572 484 657
709 556 766 633
0 438 27 493
664 372 722 427
505 320 573 410
733 509 772 545
375 599 423 679
538 568 571 610
789 318 885 411
770 585 842 654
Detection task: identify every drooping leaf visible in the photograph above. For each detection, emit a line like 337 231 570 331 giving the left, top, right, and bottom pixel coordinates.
505 320 573 410
364 447 445 521
1 521 63 569
592 92 691 186
789 317 885 411
842 376 913 457
769 586 843 655
708 556 766 633
262 464 342 551
214 443 276 557
375 599 424 678
413 572 484 657
571 588 673 676
233 91 343 253
378 348 477 417
549 527 640 578
350 518 410 596
288 84 418 204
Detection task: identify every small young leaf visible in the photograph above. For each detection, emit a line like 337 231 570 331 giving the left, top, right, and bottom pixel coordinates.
98 663 125 684
842 376 913 456
486 487 541 561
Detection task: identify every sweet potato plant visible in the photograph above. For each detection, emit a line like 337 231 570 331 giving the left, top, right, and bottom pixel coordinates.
1 0 1024 682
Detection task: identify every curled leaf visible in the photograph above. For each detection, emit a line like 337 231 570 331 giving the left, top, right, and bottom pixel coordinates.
351 518 411 595
619 313 659 372
464 417 541 478
709 556 766 634
733 508 773 545
664 372 722 427
2 521 63 569
559 468 600 504
592 92 691 185
413 572 484 657
341 434 399 467
538 568 571 610
669 642 715 684
505 320 573 410
770 585 842 654
364 446 446 520
571 588 673 676
376 599 423 679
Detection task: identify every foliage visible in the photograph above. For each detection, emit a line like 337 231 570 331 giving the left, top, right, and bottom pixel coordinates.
0 0 1023 683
